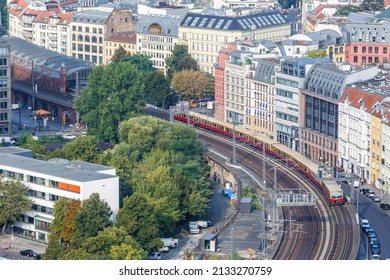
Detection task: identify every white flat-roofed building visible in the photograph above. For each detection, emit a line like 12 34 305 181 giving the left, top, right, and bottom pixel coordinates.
0 150 119 243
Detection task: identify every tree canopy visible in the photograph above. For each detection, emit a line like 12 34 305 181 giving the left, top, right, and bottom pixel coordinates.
0 179 31 235
165 45 198 81
111 46 128 63
171 69 213 100
143 71 173 108
75 61 146 142
306 50 328 59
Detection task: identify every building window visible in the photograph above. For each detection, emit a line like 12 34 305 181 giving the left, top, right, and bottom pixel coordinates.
353 46 358 53
362 46 366 53
384 47 387 54
353 56 358 63
368 47 372 53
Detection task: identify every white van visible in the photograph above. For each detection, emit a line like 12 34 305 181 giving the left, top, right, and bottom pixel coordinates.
0 137 16 145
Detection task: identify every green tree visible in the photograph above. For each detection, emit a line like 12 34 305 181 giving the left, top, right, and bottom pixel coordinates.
0 179 31 235
116 193 161 252
73 193 113 247
334 5 362 16
171 69 213 100
61 135 101 162
75 61 146 142
64 226 146 260
143 71 172 108
121 53 155 74
111 46 128 63
176 55 199 72
360 0 384 12
306 50 328 58
165 44 194 80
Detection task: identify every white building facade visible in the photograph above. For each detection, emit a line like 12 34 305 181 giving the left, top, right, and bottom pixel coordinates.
0 149 119 243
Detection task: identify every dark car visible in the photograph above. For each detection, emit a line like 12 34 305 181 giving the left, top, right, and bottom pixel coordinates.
370 244 380 254
380 203 390 210
33 253 41 260
360 188 369 194
19 249 35 257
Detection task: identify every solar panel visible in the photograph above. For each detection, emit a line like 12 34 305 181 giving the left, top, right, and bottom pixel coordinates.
237 19 247 29
190 17 200 27
223 19 233 30
207 18 216 28
198 18 208 28
253 17 262 27
272 14 281 24
183 16 192 26
276 14 286 23
215 19 224 29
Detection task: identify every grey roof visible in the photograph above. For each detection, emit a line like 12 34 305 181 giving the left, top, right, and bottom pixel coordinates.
200 233 217 241
341 22 390 44
2 36 93 77
346 12 375 23
258 39 277 49
135 14 182 36
240 197 252 203
253 59 278 84
0 153 116 182
180 10 288 31
304 63 348 100
71 10 111 24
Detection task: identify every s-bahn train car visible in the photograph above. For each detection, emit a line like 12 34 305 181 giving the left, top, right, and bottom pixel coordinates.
173 111 321 188
322 181 345 205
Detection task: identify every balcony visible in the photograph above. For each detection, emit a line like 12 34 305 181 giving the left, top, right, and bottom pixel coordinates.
49 42 57 48
49 35 57 41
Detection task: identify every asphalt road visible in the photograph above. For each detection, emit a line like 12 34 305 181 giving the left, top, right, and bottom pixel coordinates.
341 184 390 260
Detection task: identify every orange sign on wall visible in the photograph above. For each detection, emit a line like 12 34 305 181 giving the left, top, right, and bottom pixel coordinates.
59 182 80 193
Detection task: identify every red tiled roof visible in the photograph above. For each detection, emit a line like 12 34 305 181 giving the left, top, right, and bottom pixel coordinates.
340 87 384 115
105 32 137 44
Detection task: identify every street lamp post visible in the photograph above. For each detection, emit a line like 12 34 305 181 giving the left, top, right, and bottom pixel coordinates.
162 92 174 110
11 225 14 240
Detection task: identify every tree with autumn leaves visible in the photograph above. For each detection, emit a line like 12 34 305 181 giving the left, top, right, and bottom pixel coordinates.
171 69 214 101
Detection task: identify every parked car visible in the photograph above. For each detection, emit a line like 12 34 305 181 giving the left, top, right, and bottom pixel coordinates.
367 192 376 198
158 246 169 253
360 219 370 230
62 134 77 140
33 253 41 260
360 188 369 194
370 244 380 254
382 204 390 210
222 189 234 197
371 254 380 260
148 251 161 260
371 196 381 202
380 203 390 210
369 237 380 247
19 249 36 257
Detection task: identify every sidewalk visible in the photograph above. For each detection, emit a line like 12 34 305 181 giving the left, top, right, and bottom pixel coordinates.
0 234 47 254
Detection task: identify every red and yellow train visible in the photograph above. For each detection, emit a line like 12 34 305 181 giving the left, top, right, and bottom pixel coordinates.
174 111 344 205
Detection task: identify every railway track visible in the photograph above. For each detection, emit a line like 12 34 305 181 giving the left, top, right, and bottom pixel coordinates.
142 106 358 259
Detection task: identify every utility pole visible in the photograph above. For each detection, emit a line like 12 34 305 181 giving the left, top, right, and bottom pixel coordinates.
232 119 236 164
262 144 266 186
231 227 235 260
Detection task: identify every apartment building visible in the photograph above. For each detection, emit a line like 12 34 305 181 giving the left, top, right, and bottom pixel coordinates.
179 10 291 75
338 81 390 186
300 63 377 167
33 13 72 56
279 29 344 62
70 8 136 64
104 31 136 64
246 58 278 139
382 108 390 194
135 14 182 74
0 148 119 243
8 0 46 41
274 58 329 152
342 21 390 65
0 40 10 136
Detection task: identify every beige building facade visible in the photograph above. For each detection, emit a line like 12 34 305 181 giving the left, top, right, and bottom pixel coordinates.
179 11 290 75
